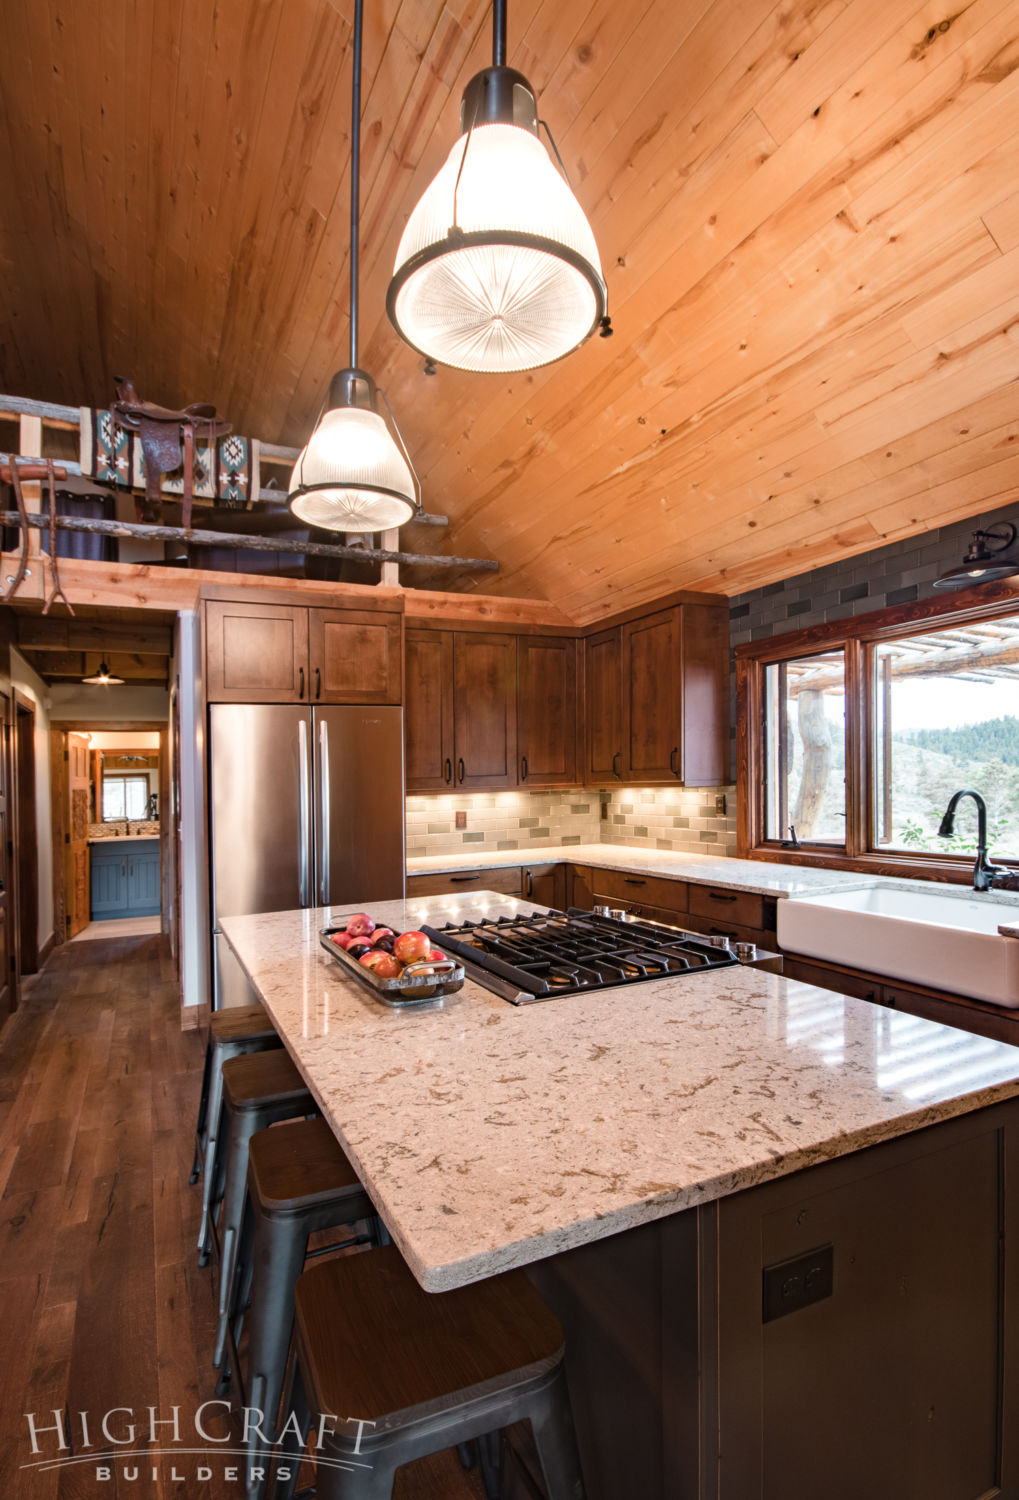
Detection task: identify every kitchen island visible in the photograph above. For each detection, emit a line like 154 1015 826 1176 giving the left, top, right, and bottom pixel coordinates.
221 894 1019 1500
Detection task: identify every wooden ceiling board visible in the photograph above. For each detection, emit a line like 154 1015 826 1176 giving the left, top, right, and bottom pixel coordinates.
3 0 1019 620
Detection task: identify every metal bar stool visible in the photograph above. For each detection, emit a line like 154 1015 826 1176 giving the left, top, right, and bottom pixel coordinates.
220 1118 384 1499
192 1003 283 1266
211 1050 317 1369
271 1244 586 1500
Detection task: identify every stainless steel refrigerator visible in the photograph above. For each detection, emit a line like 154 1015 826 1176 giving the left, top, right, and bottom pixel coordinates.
209 703 405 1009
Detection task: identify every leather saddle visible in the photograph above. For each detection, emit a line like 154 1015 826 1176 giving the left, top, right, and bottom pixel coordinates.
111 376 231 525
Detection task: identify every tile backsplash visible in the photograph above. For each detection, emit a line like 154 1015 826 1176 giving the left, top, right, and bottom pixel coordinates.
405 787 736 858
89 821 160 839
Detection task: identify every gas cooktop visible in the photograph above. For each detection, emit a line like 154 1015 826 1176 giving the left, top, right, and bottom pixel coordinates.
421 907 739 1005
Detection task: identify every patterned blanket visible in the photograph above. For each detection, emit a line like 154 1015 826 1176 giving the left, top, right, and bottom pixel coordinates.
79 407 260 509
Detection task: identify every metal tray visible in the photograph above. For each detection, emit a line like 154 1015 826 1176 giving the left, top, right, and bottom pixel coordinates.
319 924 465 1008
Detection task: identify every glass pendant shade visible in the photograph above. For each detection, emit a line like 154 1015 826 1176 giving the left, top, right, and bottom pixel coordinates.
289 404 417 533
388 122 607 372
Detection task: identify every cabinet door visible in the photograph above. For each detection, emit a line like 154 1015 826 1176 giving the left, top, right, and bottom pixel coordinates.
405 630 455 792
680 604 728 786
206 601 309 703
127 850 161 913
517 637 577 787
520 863 565 908
90 851 127 916
309 609 402 704
453 633 517 790
584 628 623 785
621 607 682 782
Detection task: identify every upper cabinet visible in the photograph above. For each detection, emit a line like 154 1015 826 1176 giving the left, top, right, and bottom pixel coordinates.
405 629 576 793
517 636 577 787
205 598 402 704
584 603 728 786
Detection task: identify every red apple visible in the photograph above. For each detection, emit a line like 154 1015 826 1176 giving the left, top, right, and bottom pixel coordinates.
359 950 402 979
331 931 356 949
393 930 430 964
345 913 375 938
427 949 447 962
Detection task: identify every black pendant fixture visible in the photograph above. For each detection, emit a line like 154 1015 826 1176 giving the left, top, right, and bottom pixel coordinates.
386 0 609 374
288 0 420 533
82 659 124 685
932 522 1019 590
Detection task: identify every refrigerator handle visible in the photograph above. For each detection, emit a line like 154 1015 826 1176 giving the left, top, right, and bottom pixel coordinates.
318 717 331 905
298 718 311 908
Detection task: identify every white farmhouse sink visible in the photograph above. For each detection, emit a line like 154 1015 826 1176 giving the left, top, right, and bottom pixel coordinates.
776 884 1019 1007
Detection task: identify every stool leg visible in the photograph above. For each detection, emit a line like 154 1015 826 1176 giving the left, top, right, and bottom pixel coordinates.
526 1366 585 1500
270 1362 311 1500
245 1215 312 1499
198 1060 227 1261
191 1043 213 1184
214 1110 259 1368
316 1442 397 1500
218 1196 256 1400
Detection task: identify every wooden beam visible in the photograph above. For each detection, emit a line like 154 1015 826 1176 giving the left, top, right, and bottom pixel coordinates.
0 511 498 572
16 616 173 654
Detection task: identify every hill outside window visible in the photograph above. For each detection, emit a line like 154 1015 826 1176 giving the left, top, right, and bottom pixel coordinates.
736 588 1019 879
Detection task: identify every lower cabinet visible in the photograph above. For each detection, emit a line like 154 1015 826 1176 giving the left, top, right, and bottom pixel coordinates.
405 864 566 907
90 842 160 920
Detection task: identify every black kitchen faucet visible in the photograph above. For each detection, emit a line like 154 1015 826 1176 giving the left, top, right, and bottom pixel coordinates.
938 789 1019 892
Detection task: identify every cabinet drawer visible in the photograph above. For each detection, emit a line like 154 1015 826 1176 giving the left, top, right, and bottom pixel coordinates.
406 867 522 899
688 884 764 931
590 868 688 912
680 911 765 948
782 956 883 1004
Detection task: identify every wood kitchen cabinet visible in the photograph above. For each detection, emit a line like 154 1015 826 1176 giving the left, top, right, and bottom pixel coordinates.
517 636 577 787
205 597 401 704
583 603 728 787
405 629 518 792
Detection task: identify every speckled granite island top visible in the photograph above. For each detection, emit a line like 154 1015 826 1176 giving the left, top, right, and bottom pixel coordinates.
220 893 1019 1293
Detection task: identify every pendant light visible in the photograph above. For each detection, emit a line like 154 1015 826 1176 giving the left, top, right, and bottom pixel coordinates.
932 522 1019 590
289 0 419 533
82 659 124 685
386 0 610 373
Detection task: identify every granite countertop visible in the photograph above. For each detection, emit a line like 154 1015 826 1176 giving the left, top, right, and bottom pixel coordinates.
88 834 160 845
220 892 1019 1293
407 844 881 898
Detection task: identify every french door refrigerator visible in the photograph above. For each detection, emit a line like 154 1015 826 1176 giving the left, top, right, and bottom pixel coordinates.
209 703 405 1009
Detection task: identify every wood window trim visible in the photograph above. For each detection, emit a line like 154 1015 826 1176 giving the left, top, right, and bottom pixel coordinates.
735 580 1019 883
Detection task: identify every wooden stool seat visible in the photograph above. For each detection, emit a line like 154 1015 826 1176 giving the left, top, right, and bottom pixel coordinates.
223 1050 311 1111
273 1246 585 1499
211 1004 277 1044
249 1117 365 1213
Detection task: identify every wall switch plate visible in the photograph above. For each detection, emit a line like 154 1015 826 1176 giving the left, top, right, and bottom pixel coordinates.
715 794 727 816
455 810 467 830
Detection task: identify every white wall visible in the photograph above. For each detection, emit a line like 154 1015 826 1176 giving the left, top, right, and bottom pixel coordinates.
9 649 54 953
48 682 170 721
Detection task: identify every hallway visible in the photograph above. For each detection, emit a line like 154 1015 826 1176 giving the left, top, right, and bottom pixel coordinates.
0 937 487 1498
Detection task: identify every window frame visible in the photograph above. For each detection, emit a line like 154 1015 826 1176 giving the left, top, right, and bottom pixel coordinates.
735 582 1019 882
101 772 151 823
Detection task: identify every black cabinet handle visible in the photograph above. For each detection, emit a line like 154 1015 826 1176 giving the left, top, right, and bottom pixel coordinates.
864 990 877 1004
444 758 452 785
521 756 528 781
707 891 737 903
121 862 126 878
457 758 465 784
298 667 305 699
450 873 480 884
624 877 646 886
670 746 679 775
315 667 321 700
525 869 533 896
612 751 622 778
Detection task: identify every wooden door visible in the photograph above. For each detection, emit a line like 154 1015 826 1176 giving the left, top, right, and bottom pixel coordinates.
66 732 92 938
452 633 517 790
309 608 402 704
517 636 578 787
405 630 455 792
205 600 309 702
583 627 623 785
621 608 682 782
0 695 15 1018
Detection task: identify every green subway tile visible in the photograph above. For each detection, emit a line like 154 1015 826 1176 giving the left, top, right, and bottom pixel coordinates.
518 817 539 827
462 832 485 842
632 825 648 837
496 839 519 850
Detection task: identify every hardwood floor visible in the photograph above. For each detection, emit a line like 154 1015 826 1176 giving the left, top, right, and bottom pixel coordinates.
0 936 487 1499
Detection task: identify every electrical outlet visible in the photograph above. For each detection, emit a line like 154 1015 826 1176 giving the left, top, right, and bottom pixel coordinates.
715 794 727 817
601 800 608 820
455 810 467 830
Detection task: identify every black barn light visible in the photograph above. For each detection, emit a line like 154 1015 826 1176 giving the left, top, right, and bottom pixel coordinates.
932 522 1019 590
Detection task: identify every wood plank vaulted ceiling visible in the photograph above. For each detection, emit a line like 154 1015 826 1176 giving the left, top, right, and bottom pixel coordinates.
2 0 1019 623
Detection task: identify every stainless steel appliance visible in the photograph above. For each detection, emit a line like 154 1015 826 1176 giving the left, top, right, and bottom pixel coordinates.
209 703 405 1008
421 907 764 1005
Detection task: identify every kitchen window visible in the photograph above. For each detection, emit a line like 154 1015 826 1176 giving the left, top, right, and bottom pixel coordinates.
102 774 149 822
736 589 1019 878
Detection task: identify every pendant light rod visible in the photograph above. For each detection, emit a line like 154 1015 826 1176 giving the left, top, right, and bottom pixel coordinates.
493 0 507 66
349 0 363 369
